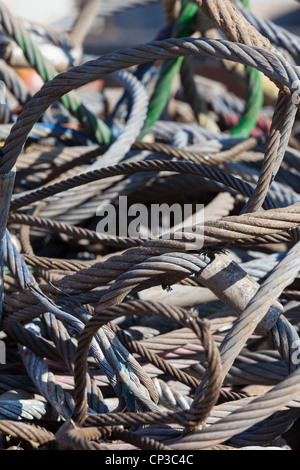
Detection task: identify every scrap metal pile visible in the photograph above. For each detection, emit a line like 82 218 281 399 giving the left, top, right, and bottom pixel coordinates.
0 0 300 450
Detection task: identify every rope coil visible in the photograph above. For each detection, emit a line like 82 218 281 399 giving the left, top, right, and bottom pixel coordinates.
0 0 299 451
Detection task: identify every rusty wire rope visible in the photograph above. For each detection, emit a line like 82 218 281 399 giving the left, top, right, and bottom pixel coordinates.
0 0 300 452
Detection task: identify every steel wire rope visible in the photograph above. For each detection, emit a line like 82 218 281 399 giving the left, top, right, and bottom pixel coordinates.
1 37 300 174
0 0 112 145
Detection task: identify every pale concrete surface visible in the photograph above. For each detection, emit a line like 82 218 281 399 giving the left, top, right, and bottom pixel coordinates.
1 0 75 24
250 0 298 20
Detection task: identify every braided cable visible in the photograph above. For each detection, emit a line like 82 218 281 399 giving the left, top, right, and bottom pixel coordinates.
1 37 299 174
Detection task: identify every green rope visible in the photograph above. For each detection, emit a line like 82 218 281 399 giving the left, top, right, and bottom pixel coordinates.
230 0 264 138
13 17 112 145
139 1 198 139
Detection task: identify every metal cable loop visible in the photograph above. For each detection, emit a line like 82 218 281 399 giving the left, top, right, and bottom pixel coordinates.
1 37 299 174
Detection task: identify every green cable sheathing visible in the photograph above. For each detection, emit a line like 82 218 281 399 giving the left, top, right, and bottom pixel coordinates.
230 0 264 138
14 22 112 145
241 0 250 8
139 1 198 139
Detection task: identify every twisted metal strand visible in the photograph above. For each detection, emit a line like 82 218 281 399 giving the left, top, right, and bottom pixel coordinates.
20 344 75 420
170 366 300 450
70 0 101 46
42 311 107 414
5 323 61 363
0 59 32 106
73 299 220 426
27 284 160 412
183 319 222 432
1 37 299 174
110 322 200 390
197 241 300 399
0 420 54 446
0 398 57 421
112 426 172 450
38 69 149 221
243 93 297 213
235 1 300 62
192 0 277 52
0 0 112 145
10 159 276 211
9 201 300 250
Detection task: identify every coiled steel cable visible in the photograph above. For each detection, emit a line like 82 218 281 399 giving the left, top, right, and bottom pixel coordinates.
0 0 112 145
1 37 300 174
0 0 300 451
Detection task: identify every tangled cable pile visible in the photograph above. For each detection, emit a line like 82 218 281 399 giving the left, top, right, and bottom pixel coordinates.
0 0 300 450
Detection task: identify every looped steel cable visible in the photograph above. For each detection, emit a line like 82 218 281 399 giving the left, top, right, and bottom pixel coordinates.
0 0 300 451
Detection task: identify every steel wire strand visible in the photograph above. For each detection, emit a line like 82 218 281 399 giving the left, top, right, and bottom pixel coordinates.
228 407 299 448
135 398 294 447
81 253 212 318
8 202 300 252
0 398 57 422
242 92 297 213
23 18 75 53
111 322 204 391
2 214 298 326
38 69 149 220
1 37 299 174
0 59 32 106
0 420 54 446
70 0 101 47
42 311 108 414
15 253 88 274
190 1 296 189
141 326 293 387
33 285 160 408
182 319 222 432
97 325 160 408
153 378 193 411
19 344 75 420
132 139 253 165
55 431 111 450
10 207 289 249
9 178 300 237
234 1 300 62
72 302 221 428
191 0 279 52
54 423 113 450
0 226 291 326
5 322 61 363
2 231 94 420
17 136 263 182
26 285 161 413
110 426 172 450
192 0 298 217
169 366 300 450
9 160 276 212
56 422 171 450
195 242 300 404
71 300 207 421
0 0 112 146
